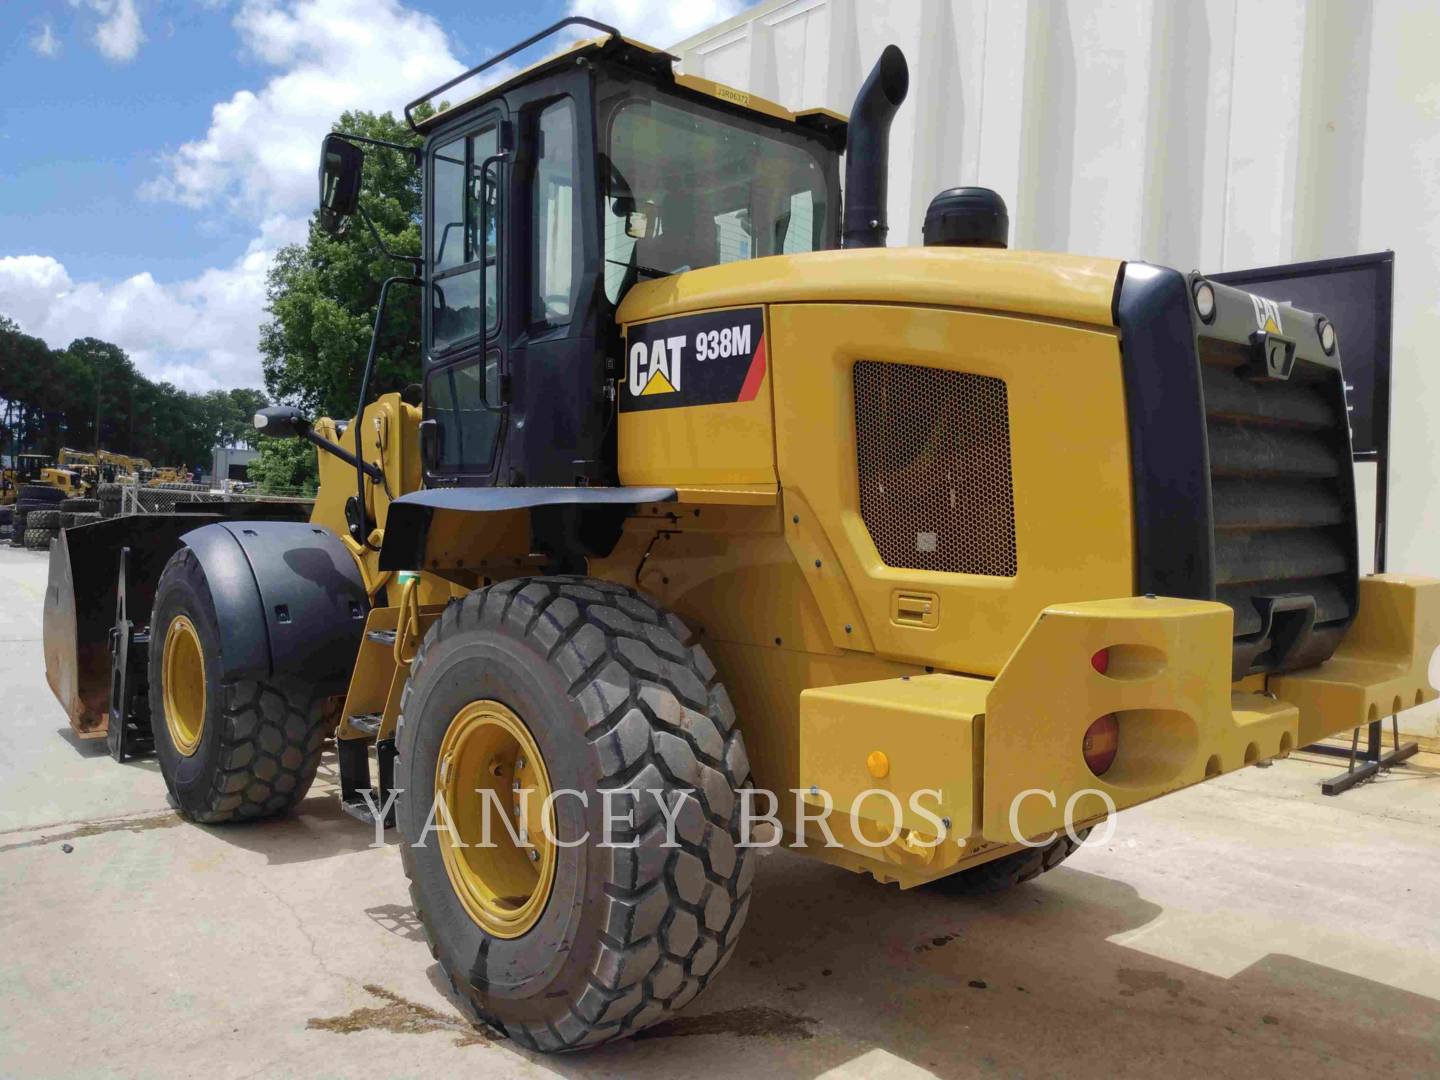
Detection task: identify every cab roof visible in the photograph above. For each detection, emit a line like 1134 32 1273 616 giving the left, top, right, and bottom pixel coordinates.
411 25 846 144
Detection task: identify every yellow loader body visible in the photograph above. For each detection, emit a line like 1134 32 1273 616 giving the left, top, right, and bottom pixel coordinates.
580 246 1439 883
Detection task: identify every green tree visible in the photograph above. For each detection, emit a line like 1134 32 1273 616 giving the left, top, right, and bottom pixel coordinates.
0 317 56 457
198 387 270 451
227 388 270 447
248 437 319 496
259 108 430 418
64 338 138 453
1 315 266 472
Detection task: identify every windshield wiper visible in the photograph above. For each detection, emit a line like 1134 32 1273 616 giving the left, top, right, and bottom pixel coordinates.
605 257 671 280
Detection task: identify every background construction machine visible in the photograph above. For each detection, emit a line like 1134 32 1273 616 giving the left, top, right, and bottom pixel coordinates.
42 18 1440 1052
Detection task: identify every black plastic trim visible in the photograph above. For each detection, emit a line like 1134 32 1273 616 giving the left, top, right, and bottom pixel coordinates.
379 486 675 571
1113 263 1215 600
390 485 675 512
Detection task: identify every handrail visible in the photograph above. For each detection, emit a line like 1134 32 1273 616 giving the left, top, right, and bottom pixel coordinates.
404 16 623 132
353 274 422 550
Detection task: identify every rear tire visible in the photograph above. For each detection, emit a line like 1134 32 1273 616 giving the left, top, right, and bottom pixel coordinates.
397 576 754 1052
148 547 331 823
930 831 1089 895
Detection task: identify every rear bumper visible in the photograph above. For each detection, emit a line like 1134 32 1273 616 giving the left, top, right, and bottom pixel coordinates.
1270 575 1440 745
984 594 1274 844
798 576 1439 864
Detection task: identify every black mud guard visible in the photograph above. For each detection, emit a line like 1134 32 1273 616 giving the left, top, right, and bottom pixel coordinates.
181 521 369 694
379 485 677 571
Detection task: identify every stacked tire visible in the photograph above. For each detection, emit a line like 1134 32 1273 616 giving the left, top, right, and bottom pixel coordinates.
61 498 100 530
25 507 62 550
99 483 123 518
0 505 11 543
17 493 98 551
12 486 64 549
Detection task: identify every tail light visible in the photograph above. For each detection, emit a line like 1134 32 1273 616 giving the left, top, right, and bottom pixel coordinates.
1083 714 1119 776
1086 650 1117 774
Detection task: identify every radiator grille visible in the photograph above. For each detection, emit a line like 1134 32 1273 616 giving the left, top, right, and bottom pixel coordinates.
854 361 1017 576
1199 337 1356 654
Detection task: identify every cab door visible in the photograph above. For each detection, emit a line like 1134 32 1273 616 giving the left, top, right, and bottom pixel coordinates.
423 110 508 485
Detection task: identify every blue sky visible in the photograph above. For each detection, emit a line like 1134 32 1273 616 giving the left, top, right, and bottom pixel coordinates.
0 0 744 391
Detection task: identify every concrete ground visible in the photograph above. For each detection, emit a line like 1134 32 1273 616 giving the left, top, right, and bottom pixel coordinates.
1 544 1437 1079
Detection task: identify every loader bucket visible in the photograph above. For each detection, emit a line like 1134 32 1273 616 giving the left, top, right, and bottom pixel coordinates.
44 505 312 736
44 515 224 736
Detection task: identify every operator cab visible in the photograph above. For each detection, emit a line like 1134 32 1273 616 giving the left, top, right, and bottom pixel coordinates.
16 453 54 482
318 20 844 495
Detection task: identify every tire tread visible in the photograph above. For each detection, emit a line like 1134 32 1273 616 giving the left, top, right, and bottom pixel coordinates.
400 575 753 1052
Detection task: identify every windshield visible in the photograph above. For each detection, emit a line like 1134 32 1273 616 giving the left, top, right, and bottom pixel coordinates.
601 87 836 303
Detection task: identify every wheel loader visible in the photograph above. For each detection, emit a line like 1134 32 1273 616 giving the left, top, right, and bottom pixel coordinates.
42 17 1440 1052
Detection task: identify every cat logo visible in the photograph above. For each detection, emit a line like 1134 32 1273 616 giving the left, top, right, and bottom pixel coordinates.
1251 294 1284 334
629 335 686 397
621 308 765 413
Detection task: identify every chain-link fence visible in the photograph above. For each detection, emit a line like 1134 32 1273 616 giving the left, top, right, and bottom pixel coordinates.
112 479 314 516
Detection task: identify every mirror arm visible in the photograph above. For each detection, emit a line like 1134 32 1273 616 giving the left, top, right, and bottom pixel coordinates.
331 131 422 168
304 429 384 484
356 204 424 270
352 274 423 549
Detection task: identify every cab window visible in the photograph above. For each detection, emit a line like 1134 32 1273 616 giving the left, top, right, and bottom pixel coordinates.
602 93 832 303
431 124 499 354
533 99 576 324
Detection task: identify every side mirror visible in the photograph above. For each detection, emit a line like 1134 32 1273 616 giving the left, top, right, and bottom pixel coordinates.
624 199 659 240
318 134 364 235
253 406 313 438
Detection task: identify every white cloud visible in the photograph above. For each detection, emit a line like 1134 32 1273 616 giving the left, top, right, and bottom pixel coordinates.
86 0 146 63
569 0 746 48
31 22 61 58
42 0 476 394
0 224 304 391
37 0 745 392
146 0 464 219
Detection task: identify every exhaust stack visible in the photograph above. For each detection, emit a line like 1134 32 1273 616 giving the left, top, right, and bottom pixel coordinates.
842 45 910 249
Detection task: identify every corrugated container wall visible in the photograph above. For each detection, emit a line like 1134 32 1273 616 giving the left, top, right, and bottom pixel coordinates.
674 0 1440 738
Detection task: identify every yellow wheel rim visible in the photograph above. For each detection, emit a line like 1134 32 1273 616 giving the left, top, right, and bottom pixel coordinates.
162 615 206 757
436 700 556 939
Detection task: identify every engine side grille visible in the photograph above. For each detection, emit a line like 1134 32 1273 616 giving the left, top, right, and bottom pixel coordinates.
854 360 1017 577
1199 337 1357 668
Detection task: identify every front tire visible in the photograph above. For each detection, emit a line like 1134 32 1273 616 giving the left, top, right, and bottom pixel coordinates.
397 576 754 1052
149 547 331 823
